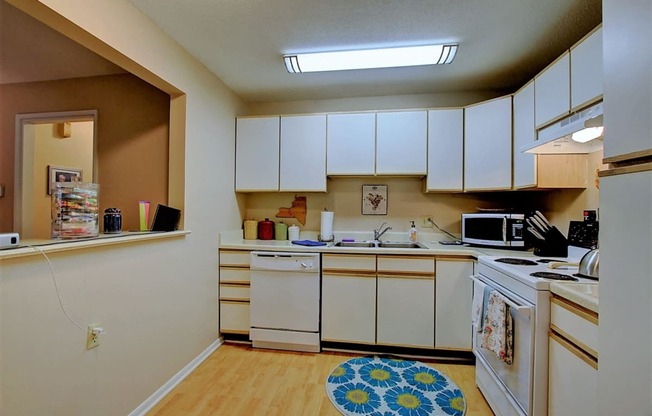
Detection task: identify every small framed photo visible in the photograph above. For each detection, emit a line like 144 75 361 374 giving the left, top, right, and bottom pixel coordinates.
362 184 387 215
48 165 83 194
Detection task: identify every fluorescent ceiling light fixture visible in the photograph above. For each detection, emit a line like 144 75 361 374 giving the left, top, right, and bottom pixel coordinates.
284 44 458 73
572 126 604 143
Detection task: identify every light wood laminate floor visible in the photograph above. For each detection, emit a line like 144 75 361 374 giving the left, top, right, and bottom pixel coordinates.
147 343 494 415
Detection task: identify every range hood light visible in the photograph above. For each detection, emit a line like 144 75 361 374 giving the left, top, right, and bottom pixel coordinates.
572 126 604 143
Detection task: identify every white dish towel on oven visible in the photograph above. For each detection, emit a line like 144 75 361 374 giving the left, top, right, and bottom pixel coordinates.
472 279 487 332
481 290 514 365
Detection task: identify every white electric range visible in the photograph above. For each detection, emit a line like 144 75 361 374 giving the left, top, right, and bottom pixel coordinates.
473 246 598 416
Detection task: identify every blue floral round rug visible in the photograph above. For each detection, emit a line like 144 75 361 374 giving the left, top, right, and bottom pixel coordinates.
326 355 466 416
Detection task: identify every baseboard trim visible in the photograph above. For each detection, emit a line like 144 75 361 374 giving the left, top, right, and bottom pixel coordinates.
128 337 223 416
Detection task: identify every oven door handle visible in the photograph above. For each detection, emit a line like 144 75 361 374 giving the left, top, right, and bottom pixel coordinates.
470 275 531 319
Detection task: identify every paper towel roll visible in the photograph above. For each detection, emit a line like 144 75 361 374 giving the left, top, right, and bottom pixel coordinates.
320 211 334 241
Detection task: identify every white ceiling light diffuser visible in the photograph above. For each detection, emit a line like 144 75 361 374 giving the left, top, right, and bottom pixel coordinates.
284 44 458 74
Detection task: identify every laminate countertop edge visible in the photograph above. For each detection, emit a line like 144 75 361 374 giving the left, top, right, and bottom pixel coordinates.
0 230 191 260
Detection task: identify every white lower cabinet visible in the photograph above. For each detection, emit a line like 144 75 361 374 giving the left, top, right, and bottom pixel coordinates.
548 335 597 416
219 250 251 335
377 275 434 348
321 254 377 344
548 296 598 416
322 273 377 344
435 258 473 350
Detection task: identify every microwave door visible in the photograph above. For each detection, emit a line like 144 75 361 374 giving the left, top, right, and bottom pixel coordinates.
463 217 506 246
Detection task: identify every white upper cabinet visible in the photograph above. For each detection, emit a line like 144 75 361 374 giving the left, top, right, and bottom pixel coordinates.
235 117 280 192
327 113 376 175
603 3 652 161
464 96 513 191
426 109 464 191
570 26 603 110
280 115 327 192
513 81 537 188
535 52 570 128
376 111 427 175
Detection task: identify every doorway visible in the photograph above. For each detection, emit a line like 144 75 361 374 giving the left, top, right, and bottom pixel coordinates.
14 110 97 239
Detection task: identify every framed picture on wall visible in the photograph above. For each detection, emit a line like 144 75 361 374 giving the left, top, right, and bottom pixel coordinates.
48 165 83 194
362 184 387 215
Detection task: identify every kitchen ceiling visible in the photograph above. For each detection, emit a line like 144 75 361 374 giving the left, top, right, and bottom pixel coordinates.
1 0 602 104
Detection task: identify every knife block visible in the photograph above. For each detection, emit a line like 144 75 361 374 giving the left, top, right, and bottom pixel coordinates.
533 226 568 257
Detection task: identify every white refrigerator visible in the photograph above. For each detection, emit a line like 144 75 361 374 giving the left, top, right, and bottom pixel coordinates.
598 1 652 415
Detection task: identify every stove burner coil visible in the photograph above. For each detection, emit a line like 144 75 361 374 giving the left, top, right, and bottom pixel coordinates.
495 258 538 266
530 271 579 281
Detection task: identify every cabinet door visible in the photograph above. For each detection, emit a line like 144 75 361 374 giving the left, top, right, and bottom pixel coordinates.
534 52 570 128
376 111 427 175
513 81 537 189
280 115 327 191
435 259 473 350
603 1 652 161
235 117 279 191
571 27 603 110
464 96 512 191
327 113 376 175
548 334 598 416
377 276 434 348
426 109 463 191
321 273 376 344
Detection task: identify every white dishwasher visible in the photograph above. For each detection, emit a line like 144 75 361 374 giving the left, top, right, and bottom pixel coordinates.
249 251 321 352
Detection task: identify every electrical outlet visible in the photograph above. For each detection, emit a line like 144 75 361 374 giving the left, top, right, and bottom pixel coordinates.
421 216 433 228
87 323 102 350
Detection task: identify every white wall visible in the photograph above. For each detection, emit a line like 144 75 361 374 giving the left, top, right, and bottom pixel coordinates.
1 0 245 414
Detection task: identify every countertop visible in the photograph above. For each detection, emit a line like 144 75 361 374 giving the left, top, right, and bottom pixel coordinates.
550 282 599 313
219 230 539 258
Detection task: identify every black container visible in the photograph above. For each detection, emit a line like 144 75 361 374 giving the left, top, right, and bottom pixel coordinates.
103 208 122 234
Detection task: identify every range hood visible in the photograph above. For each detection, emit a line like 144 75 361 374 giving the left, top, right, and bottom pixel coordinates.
521 101 604 154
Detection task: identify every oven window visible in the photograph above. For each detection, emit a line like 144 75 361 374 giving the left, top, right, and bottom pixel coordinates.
465 217 504 241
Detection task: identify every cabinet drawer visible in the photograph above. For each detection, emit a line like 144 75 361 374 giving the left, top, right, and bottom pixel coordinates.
220 284 250 301
219 250 251 267
322 254 376 272
377 255 435 276
220 301 250 334
551 297 598 358
219 267 251 284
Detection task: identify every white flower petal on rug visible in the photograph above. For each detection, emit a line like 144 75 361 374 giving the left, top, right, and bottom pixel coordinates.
326 356 466 416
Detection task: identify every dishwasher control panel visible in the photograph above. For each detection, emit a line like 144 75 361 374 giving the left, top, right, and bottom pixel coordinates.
250 252 320 272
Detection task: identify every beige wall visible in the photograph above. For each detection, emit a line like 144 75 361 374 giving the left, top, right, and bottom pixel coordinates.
244 175 600 239
1 1 246 415
27 121 94 238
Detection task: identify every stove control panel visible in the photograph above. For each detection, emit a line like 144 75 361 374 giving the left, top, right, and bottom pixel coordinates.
568 220 599 249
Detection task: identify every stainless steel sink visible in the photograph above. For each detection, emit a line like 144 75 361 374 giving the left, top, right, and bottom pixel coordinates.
379 241 427 249
334 241 376 248
334 241 426 249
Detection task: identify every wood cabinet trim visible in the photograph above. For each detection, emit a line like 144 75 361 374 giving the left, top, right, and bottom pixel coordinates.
435 255 475 261
552 296 598 323
377 254 435 261
549 331 598 369
220 283 250 288
323 271 377 278
600 161 652 177
220 300 250 305
550 324 598 359
377 273 435 280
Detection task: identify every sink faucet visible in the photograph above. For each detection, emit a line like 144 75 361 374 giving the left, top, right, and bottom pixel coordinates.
373 222 392 242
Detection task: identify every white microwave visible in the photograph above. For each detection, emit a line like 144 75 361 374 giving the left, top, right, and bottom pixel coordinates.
461 213 526 249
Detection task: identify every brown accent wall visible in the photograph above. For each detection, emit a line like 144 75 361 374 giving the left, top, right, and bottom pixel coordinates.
0 73 170 232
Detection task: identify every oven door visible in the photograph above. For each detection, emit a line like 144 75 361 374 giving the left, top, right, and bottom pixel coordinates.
472 274 535 415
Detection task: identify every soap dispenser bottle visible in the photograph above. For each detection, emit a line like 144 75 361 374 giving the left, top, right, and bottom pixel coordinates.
409 220 418 243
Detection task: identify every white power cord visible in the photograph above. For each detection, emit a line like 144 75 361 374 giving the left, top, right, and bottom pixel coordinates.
28 245 105 335
427 217 461 242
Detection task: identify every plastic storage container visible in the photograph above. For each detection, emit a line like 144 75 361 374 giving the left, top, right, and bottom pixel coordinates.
51 182 100 239
258 218 274 240
275 222 288 240
103 208 122 234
